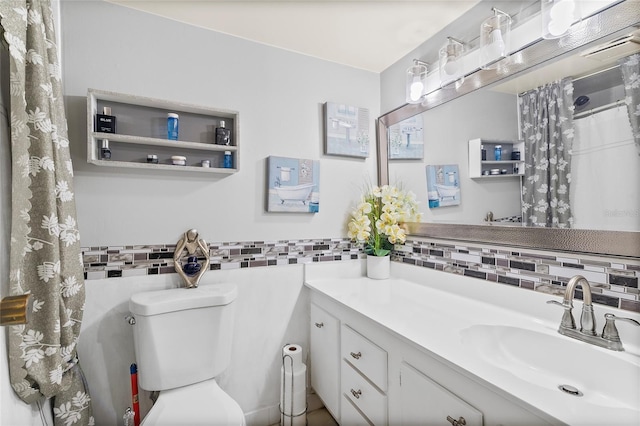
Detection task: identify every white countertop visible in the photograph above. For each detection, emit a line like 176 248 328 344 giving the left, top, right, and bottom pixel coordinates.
304 261 640 426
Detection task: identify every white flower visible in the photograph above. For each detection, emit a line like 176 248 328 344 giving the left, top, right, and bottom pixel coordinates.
347 184 420 255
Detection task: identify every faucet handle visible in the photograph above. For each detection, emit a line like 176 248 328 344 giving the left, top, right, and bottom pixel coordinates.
547 299 576 330
602 313 640 343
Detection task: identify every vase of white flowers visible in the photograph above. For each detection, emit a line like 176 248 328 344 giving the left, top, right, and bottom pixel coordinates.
347 184 421 279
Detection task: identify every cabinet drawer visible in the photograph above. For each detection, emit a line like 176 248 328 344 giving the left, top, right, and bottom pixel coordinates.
342 361 387 425
341 325 388 391
341 394 373 426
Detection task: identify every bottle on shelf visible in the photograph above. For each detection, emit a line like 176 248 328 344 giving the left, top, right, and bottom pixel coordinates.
494 145 502 161
215 120 231 145
96 106 116 133
223 151 233 168
167 113 179 140
100 139 111 160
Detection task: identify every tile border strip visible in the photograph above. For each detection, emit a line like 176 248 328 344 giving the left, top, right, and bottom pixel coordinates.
82 237 640 313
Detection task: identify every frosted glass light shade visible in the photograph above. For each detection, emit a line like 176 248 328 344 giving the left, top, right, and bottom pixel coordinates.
439 38 465 90
479 11 511 70
406 61 428 104
542 0 577 39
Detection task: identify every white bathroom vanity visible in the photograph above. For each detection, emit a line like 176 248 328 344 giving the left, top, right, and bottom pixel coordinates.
305 261 640 426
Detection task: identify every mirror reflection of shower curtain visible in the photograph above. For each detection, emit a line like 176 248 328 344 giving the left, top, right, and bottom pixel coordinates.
572 106 639 231
619 53 640 155
519 78 574 228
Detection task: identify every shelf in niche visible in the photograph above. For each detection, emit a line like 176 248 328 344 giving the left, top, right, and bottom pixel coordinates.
89 159 235 174
91 132 238 152
87 88 239 174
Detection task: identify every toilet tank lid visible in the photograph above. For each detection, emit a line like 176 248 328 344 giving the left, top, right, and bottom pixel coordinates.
129 283 237 316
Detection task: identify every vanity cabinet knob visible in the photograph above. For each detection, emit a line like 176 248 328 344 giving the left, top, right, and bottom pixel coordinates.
350 351 362 359
350 388 362 399
446 415 466 426
314 322 324 328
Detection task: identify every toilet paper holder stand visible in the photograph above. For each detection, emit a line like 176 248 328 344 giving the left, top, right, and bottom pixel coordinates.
280 346 307 426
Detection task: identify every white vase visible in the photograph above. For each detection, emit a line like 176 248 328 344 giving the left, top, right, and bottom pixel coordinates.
366 255 390 280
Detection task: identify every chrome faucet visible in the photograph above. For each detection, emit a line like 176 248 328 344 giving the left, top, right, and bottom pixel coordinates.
547 275 640 351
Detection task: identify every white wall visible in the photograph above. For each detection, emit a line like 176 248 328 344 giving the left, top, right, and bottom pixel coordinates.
61 0 379 248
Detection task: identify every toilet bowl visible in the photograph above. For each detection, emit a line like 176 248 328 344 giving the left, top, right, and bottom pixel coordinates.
140 379 245 425
129 283 245 425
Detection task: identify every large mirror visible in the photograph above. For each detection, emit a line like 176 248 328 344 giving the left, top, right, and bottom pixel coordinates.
377 0 640 257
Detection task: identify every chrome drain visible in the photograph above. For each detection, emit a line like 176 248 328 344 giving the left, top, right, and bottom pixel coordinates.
558 384 583 397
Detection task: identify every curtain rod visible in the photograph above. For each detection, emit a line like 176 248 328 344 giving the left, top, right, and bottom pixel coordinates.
573 64 621 83
518 64 621 96
573 99 626 119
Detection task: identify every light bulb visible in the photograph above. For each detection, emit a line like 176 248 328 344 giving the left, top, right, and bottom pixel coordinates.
443 57 458 76
543 0 575 38
550 0 575 20
488 29 505 57
409 81 424 102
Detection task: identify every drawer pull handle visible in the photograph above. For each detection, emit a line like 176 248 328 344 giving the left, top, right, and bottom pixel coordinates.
350 351 362 359
314 322 324 328
446 416 466 426
350 388 362 399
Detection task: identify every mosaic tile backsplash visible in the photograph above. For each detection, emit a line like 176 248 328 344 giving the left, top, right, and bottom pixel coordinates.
82 237 640 313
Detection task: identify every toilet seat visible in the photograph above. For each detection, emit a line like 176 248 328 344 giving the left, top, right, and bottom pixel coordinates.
141 379 245 425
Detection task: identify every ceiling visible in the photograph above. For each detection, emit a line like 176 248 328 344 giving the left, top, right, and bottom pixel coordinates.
107 0 480 73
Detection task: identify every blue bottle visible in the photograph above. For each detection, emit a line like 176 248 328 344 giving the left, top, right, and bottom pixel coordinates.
167 113 179 140
494 145 502 161
223 151 233 168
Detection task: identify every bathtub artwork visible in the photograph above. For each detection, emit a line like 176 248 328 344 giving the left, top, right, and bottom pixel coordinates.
388 115 424 160
426 164 461 208
324 102 370 158
267 156 320 213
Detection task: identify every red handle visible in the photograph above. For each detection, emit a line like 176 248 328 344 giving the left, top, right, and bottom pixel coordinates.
130 364 140 426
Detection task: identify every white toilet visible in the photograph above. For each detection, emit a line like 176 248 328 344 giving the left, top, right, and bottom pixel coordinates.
129 283 245 425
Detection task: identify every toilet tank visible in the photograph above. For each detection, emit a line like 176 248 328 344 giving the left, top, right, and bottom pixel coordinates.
129 283 238 391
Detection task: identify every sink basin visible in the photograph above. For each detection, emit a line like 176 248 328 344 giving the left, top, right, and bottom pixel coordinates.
460 325 640 413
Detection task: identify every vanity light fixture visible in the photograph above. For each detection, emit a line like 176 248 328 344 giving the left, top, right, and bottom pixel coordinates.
439 37 466 90
406 59 428 104
479 7 511 70
541 0 577 39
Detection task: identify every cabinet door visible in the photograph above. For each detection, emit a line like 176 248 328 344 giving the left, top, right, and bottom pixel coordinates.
310 303 340 422
399 362 483 426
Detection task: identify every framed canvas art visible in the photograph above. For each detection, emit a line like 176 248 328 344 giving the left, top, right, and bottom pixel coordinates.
388 115 424 160
266 156 320 213
324 102 370 158
426 164 461 208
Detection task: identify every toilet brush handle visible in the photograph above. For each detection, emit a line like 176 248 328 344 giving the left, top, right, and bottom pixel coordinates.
130 364 140 426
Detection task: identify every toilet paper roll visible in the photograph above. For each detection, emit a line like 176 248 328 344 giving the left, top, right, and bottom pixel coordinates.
280 365 306 416
282 344 304 374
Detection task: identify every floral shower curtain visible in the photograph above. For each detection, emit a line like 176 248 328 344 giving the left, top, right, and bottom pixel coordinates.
519 78 574 228
620 53 640 155
0 1 94 425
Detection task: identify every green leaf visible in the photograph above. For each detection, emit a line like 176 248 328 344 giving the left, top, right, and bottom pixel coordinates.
372 248 390 257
